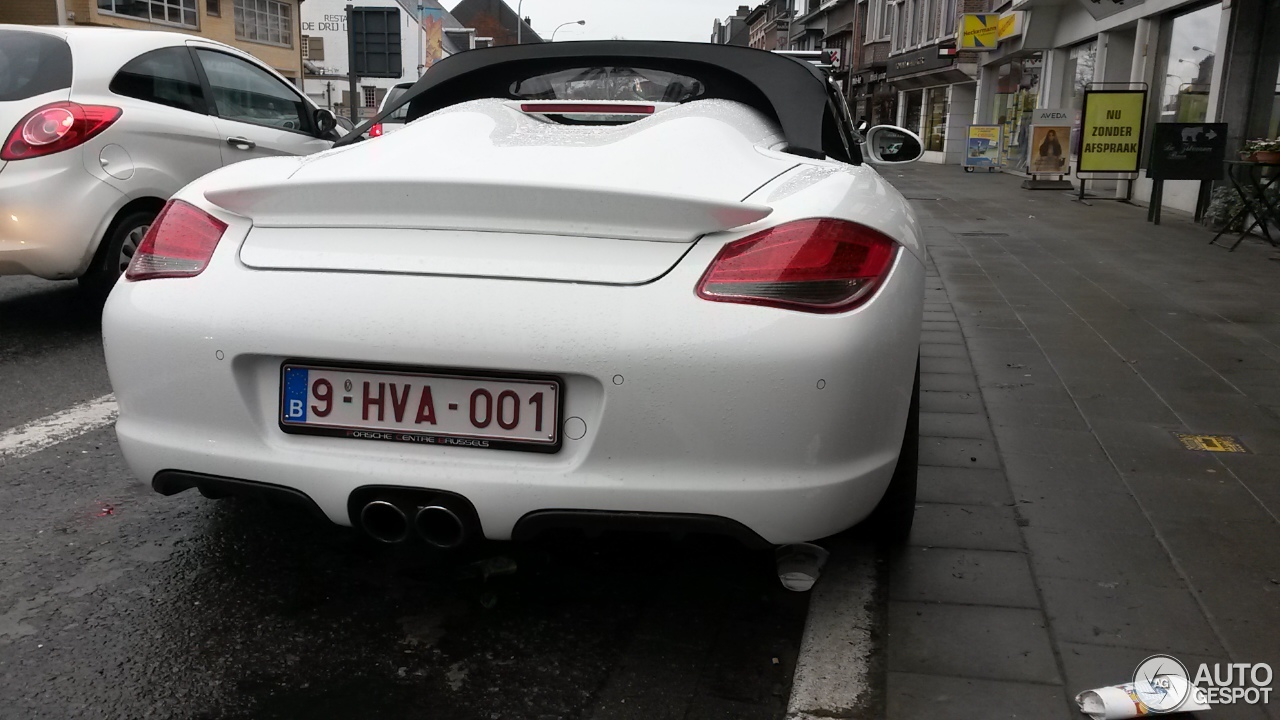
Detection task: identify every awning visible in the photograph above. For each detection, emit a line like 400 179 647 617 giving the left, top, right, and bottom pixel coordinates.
824 22 854 39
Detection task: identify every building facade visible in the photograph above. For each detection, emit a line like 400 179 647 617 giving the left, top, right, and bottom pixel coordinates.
450 0 541 46
711 5 752 45
299 0 468 119
1 0 307 84
746 0 791 51
971 0 1280 213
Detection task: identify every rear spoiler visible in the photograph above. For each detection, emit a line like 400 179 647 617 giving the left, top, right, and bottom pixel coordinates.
204 179 772 242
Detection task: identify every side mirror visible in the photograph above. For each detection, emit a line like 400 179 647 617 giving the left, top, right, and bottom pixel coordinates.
314 108 338 136
862 125 924 164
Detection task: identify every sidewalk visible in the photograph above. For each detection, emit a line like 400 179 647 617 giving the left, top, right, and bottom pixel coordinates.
882 164 1280 720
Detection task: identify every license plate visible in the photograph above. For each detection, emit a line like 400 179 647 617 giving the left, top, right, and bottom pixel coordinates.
279 364 561 452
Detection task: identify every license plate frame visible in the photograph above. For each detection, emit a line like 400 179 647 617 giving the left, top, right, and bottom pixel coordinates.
278 360 563 454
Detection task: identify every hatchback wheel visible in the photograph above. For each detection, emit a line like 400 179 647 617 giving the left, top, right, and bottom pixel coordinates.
79 209 154 298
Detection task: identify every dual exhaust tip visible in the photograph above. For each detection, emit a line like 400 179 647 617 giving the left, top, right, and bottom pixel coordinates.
360 500 468 548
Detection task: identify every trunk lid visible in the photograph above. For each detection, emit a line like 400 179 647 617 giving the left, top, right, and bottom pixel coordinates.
221 100 795 283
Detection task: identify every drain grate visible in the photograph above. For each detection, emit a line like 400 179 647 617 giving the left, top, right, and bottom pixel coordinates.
1175 433 1249 453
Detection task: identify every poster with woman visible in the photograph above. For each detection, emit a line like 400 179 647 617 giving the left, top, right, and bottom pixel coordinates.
1030 125 1071 174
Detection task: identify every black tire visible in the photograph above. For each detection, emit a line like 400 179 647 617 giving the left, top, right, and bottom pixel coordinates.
79 209 155 299
862 359 920 544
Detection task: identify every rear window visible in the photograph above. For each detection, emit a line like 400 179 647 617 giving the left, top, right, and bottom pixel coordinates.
383 85 411 122
510 67 705 104
0 30 73 102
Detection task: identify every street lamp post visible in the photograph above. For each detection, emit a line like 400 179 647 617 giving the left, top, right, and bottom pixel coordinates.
516 0 523 44
552 20 586 42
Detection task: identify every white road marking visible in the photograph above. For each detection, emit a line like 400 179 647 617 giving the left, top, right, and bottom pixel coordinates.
0 395 118 461
787 539 879 720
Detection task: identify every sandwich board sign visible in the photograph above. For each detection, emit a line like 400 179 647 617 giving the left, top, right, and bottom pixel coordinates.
1029 108 1071 175
1078 89 1147 175
963 125 1002 170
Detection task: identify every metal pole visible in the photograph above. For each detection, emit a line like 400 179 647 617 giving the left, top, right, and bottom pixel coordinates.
516 0 522 44
346 4 358 124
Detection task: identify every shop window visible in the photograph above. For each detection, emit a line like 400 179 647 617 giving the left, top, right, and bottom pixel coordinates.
992 54 1043 172
1156 3 1222 124
1062 40 1096 160
903 89 924 135
924 87 948 152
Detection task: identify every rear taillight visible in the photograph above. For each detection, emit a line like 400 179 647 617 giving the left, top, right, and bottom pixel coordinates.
369 123 384 137
125 200 227 281
1 102 122 161
696 218 899 313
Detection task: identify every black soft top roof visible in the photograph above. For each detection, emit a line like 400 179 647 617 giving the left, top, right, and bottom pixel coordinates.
335 40 843 160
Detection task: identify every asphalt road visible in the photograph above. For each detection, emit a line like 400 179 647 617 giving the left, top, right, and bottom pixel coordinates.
0 277 810 720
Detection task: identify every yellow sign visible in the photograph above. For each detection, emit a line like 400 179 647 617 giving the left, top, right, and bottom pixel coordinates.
1176 434 1249 453
960 14 999 50
997 11 1023 40
1078 90 1147 173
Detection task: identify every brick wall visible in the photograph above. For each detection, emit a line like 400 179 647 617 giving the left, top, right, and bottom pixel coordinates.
62 0 303 80
0 0 59 25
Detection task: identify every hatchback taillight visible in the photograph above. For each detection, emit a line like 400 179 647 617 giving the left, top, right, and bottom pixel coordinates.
1 102 122 161
125 200 228 281
696 218 899 313
369 123 384 137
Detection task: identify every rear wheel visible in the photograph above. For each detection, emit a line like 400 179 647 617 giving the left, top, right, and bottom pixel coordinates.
79 209 154 299
862 359 919 543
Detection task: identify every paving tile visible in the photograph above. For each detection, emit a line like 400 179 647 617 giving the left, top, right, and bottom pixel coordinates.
919 436 1001 469
890 547 1039 608
887 602 1061 684
1212 452 1280 520
920 343 970 359
920 390 985 415
1057 643 1271 720
1000 453 1131 501
1021 528 1185 588
983 399 1091 431
922 320 963 333
921 372 980 393
917 466 1013 507
1147 517 1280 666
1073 393 1183 424
921 330 967 345
992 426 1111 463
923 310 958 323
887 672 1071 720
1012 483 1152 534
1121 459 1276 524
919 412 993 440
908 503 1023 552
1038 576 1224 656
980 381 1077 407
920 355 974 375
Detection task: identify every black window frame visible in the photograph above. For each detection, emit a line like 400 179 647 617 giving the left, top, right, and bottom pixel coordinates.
189 47 319 137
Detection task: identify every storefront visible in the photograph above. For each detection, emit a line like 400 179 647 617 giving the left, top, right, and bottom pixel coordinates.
851 70 896 127
888 44 978 164
973 0 1280 213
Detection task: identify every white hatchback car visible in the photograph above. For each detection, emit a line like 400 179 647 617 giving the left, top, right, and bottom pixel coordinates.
0 25 339 294
104 42 925 550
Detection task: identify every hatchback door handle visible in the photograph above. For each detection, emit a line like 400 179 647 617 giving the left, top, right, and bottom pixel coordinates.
226 136 256 150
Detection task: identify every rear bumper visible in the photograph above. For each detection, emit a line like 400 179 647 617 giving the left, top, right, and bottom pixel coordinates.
0 152 123 279
104 243 925 545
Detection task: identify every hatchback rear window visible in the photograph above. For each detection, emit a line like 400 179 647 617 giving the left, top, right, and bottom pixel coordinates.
0 30 73 102
510 67 704 104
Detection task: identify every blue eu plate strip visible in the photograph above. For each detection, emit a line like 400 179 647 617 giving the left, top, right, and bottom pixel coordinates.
283 367 309 422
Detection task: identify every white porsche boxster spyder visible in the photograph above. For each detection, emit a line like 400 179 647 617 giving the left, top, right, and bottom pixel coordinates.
102 41 926 549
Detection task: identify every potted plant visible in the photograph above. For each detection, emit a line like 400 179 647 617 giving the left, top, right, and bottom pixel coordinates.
1243 138 1280 164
